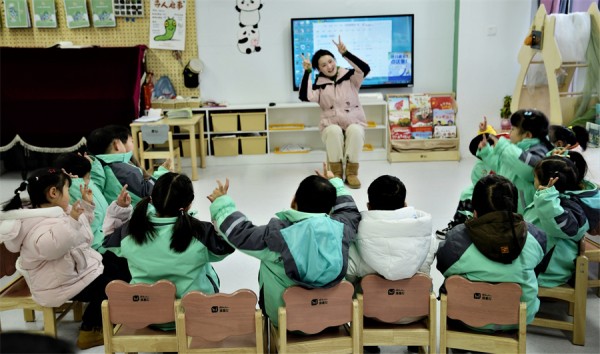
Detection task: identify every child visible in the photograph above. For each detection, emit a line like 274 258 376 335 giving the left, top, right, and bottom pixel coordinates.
86 125 170 206
549 124 589 154
208 163 361 327
299 36 370 188
0 168 117 349
346 175 437 286
477 109 553 213
436 125 497 239
103 172 235 330
436 174 547 330
54 152 131 282
523 153 593 287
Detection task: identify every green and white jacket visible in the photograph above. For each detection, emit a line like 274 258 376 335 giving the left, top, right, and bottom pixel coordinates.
209 177 361 327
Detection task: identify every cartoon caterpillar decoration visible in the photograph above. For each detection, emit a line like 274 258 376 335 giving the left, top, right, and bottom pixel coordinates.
154 18 177 41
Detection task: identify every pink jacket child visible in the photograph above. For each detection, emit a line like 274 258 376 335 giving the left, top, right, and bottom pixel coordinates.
0 168 122 350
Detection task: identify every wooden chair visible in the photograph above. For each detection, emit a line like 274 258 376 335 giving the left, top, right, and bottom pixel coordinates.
530 238 589 345
101 279 178 354
584 236 600 296
358 274 436 354
176 289 264 353
0 243 83 337
138 124 181 173
269 280 360 354
440 275 526 354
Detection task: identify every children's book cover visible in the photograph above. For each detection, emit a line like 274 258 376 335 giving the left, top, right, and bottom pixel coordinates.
91 0 116 27
4 0 31 28
411 126 433 139
32 0 57 28
64 0 90 28
409 94 432 127
430 95 455 126
587 122 599 148
390 125 412 140
434 125 457 139
387 95 410 126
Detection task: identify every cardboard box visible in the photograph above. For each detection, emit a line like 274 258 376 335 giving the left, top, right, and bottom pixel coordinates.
212 136 239 156
240 135 267 155
240 112 266 131
211 113 238 132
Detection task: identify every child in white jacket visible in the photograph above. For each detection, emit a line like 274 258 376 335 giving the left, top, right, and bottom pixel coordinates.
346 175 437 284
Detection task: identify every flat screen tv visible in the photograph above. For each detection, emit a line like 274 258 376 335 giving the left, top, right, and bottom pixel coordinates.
291 14 414 91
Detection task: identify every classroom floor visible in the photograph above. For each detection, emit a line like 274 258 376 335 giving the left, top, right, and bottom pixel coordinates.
0 150 599 353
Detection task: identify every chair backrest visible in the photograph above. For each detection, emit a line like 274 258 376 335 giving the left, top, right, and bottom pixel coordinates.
0 243 18 278
141 124 170 145
361 273 432 323
105 280 176 329
445 275 522 328
282 281 354 334
181 289 258 342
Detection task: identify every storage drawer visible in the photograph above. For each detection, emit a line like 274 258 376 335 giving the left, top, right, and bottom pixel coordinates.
212 136 239 156
240 135 267 155
239 112 266 131
211 113 238 132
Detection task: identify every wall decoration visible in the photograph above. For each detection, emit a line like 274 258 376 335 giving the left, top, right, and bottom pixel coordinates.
235 0 262 54
149 0 186 50
113 0 144 17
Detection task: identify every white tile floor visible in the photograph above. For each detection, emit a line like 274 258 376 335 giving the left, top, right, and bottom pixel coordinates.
1 150 599 353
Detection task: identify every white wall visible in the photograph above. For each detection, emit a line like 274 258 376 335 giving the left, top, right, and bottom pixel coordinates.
196 0 455 104
455 0 536 157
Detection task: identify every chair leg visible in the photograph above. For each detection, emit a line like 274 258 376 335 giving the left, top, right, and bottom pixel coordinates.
572 256 588 345
73 301 83 322
42 307 57 337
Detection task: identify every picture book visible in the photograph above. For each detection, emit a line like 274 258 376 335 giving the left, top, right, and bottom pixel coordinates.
389 125 411 140
430 95 456 126
64 0 90 28
411 126 433 139
587 122 599 148
387 95 410 126
4 0 31 28
409 93 432 127
32 0 57 28
91 0 116 27
434 125 457 139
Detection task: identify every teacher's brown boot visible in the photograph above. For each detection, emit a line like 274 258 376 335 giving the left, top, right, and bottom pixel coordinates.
345 162 361 189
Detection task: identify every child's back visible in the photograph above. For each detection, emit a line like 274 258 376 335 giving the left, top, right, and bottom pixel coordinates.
208 165 361 327
347 175 436 283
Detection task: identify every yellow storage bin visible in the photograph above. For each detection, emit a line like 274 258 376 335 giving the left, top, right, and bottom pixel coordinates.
211 113 238 132
212 136 239 156
239 112 266 131
240 136 267 155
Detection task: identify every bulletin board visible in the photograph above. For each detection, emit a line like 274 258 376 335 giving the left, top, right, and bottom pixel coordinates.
0 0 199 98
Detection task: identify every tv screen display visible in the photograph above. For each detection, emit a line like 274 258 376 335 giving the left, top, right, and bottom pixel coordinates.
291 14 414 91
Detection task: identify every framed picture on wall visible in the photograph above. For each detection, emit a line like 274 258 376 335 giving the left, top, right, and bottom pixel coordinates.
113 0 143 17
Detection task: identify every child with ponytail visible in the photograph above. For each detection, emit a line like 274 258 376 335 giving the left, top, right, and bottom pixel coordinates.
0 168 123 349
524 152 598 287
436 174 547 330
477 109 553 213
102 172 235 330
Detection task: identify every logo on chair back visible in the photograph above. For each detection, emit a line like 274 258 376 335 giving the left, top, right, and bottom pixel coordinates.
473 292 492 300
132 295 150 302
310 298 328 306
388 288 405 295
211 305 230 313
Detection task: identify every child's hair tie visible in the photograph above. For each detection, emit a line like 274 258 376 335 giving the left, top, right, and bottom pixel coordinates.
179 207 185 216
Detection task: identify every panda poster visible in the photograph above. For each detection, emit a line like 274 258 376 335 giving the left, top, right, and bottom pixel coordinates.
149 0 186 51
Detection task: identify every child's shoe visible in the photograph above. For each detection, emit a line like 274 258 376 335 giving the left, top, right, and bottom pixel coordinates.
76 327 104 350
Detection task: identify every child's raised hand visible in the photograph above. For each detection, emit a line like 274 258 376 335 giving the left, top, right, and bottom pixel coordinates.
161 158 173 171
116 184 131 208
207 178 229 202
300 53 311 71
315 162 335 179
538 177 559 191
61 168 78 179
70 200 85 221
80 183 93 204
332 35 347 54
478 116 488 133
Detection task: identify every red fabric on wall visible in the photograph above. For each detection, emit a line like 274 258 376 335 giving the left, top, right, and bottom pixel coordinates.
0 45 146 149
